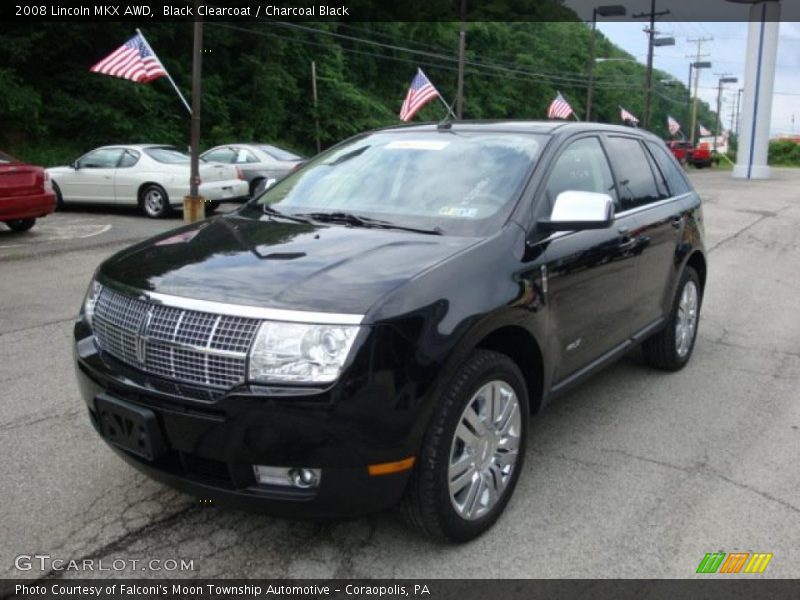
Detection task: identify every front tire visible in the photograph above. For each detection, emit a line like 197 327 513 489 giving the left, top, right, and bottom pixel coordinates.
52 181 64 209
140 184 171 219
5 218 36 232
401 350 528 542
642 267 702 370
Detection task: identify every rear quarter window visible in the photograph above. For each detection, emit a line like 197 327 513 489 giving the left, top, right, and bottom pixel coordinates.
647 141 692 196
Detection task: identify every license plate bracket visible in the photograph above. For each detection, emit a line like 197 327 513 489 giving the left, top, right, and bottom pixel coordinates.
95 394 165 461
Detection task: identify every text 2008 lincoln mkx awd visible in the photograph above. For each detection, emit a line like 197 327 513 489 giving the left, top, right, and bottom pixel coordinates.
75 121 706 541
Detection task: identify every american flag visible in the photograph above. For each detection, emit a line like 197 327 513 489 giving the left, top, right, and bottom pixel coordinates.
667 115 682 136
547 92 574 120
399 69 440 122
620 106 639 124
90 33 167 83
698 123 712 136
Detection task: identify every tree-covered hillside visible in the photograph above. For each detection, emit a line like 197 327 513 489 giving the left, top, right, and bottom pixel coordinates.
0 20 718 165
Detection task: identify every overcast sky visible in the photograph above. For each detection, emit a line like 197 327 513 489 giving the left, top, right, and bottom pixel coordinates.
592 19 800 136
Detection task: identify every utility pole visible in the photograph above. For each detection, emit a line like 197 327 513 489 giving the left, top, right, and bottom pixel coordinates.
688 37 713 145
311 61 321 154
184 0 204 223
455 0 467 119
633 0 670 130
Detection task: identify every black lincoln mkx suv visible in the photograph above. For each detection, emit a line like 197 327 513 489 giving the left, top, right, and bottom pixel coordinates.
74 121 706 542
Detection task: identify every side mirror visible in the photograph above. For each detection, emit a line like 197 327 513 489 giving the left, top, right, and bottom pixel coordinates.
72 161 80 170
539 191 615 232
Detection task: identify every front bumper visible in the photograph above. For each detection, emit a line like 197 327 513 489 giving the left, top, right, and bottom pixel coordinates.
74 322 415 518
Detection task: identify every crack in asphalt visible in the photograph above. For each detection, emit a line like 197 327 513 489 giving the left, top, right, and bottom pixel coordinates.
37 504 200 581
599 448 800 516
707 205 791 254
0 317 75 337
0 407 83 433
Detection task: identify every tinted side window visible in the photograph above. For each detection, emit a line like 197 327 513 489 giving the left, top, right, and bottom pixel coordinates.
647 141 691 196
204 148 236 163
78 148 123 169
545 137 619 212
606 137 661 210
118 150 139 168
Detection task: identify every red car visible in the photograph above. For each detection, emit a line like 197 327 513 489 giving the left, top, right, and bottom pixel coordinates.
0 150 56 232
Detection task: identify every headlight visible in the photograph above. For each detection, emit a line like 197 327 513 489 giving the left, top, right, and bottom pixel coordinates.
83 279 104 325
248 321 361 384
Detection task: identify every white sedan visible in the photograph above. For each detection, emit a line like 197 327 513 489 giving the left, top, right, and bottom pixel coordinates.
47 145 250 218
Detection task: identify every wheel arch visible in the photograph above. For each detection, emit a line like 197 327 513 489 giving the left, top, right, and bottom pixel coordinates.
686 250 707 293
137 181 167 205
473 325 545 415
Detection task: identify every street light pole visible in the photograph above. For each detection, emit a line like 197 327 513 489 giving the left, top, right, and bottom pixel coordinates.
586 8 598 122
585 5 626 122
715 75 738 153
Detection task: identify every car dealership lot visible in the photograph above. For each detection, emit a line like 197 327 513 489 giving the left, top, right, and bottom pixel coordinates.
1 170 798 578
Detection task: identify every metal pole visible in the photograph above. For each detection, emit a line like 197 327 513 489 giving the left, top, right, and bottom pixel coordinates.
455 0 466 119
714 78 724 154
311 60 321 154
729 91 736 134
690 65 701 146
184 2 204 223
686 62 693 129
643 0 655 130
735 88 743 137
586 9 598 122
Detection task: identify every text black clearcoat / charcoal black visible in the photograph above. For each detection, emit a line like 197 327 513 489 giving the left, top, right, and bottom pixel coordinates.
74 122 706 522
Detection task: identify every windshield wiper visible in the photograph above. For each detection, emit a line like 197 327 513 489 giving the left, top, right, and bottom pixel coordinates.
261 204 313 224
295 211 442 236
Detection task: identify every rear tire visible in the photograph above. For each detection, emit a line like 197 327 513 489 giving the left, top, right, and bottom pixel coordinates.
5 218 36 232
140 184 170 219
642 267 702 371
249 178 264 198
401 350 528 542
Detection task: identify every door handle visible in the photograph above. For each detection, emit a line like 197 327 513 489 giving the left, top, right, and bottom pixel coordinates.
618 226 630 235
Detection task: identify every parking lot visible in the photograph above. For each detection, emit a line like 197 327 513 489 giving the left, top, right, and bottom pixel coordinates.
1 169 798 579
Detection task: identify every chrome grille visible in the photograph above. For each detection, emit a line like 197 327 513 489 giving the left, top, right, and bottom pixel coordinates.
92 287 260 389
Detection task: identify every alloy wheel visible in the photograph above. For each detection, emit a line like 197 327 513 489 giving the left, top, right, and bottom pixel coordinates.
675 280 699 357
448 380 522 521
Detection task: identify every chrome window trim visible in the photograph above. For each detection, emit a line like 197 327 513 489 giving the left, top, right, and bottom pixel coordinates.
96 276 364 325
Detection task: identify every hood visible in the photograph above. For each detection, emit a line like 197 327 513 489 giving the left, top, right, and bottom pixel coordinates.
47 166 75 175
98 213 480 317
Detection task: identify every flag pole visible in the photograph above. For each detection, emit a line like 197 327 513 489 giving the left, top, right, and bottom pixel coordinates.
439 95 458 120
136 28 192 115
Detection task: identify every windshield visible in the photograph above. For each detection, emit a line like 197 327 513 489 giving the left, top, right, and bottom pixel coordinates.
248 131 545 236
145 147 191 164
0 151 17 164
258 145 302 161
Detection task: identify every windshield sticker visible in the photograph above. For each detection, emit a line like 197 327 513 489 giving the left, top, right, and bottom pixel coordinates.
386 140 450 151
439 206 479 218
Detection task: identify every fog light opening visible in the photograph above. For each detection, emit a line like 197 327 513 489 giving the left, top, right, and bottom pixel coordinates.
253 465 321 489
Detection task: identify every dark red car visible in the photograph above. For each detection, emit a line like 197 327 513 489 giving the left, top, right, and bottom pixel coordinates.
0 150 56 232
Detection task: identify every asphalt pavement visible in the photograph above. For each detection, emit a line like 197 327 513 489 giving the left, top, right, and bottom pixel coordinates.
1 172 798 579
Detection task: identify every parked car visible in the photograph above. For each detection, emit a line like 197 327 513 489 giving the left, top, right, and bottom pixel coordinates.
666 140 693 165
74 122 706 542
689 141 715 168
200 143 305 197
0 150 56 232
48 145 249 218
